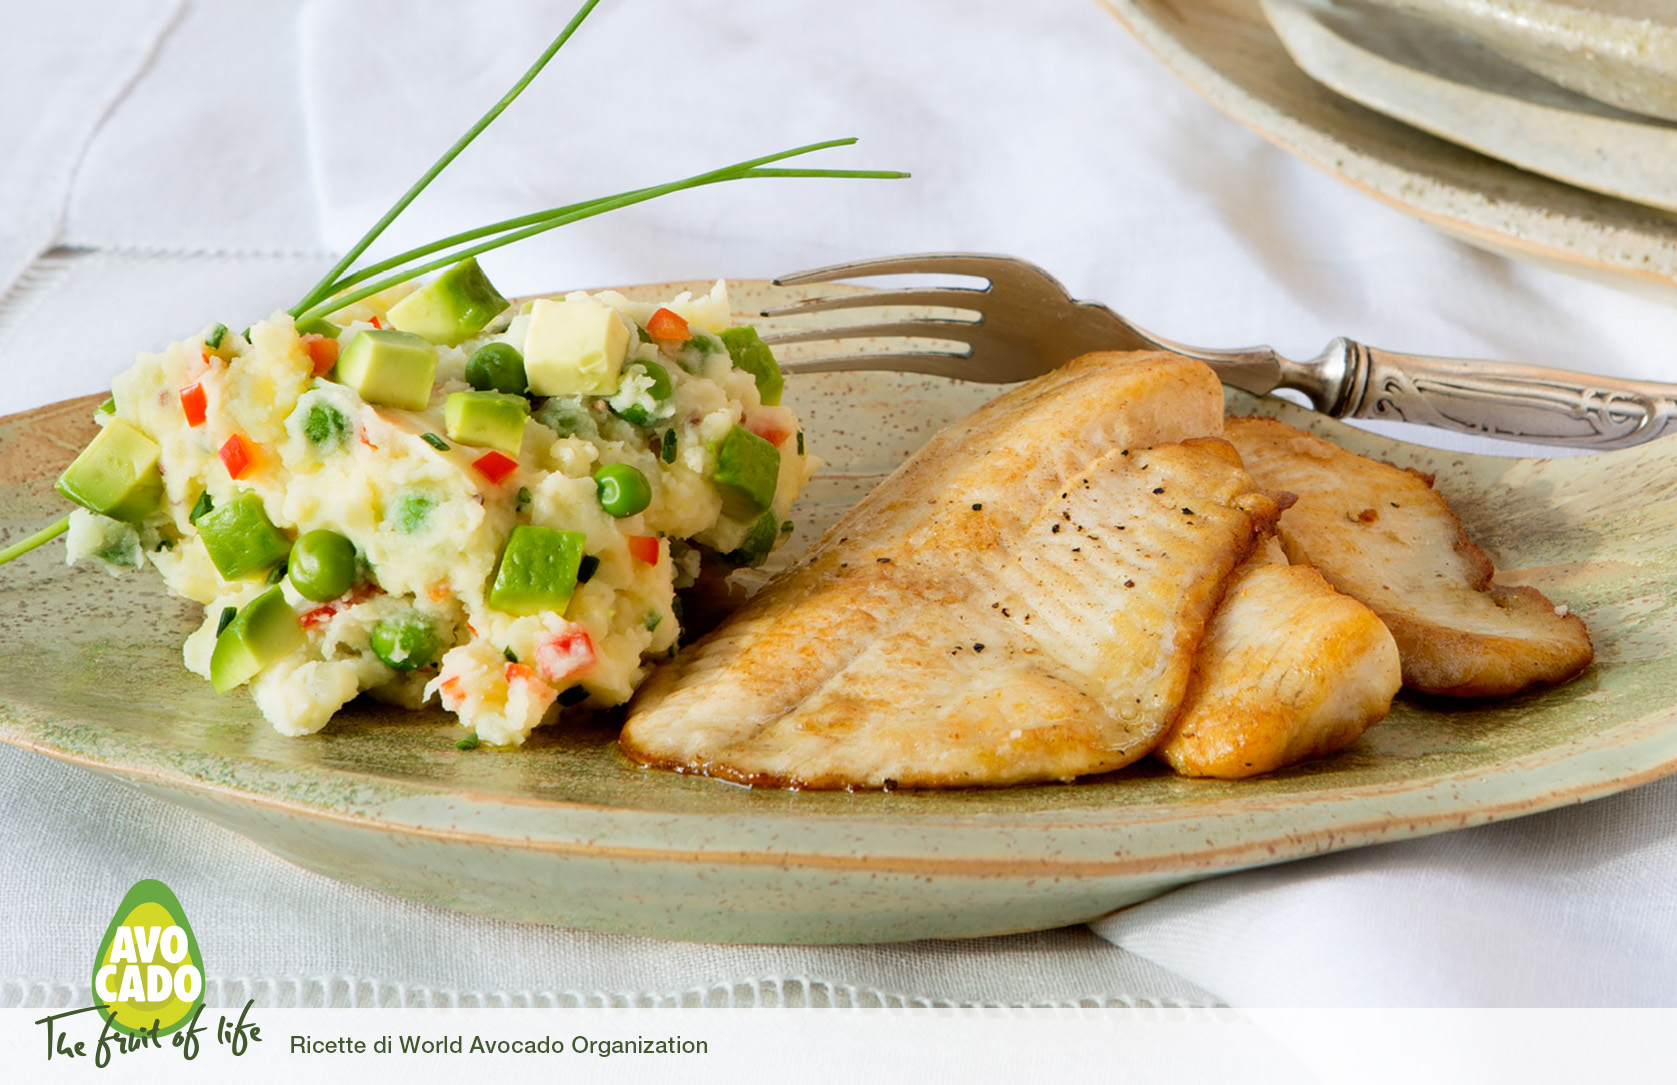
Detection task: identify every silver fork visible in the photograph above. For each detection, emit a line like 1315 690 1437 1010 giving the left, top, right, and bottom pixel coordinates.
761 253 1677 451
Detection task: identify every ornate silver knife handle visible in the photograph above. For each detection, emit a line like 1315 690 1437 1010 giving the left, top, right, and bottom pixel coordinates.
1304 338 1677 451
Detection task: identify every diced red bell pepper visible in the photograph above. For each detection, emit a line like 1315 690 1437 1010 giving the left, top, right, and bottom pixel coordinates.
534 624 597 684
302 334 339 376
369 315 383 329
179 382 207 427
437 675 466 709
298 582 381 628
646 307 690 341
299 605 335 630
744 409 794 448
626 534 660 565
473 450 518 483
219 434 254 479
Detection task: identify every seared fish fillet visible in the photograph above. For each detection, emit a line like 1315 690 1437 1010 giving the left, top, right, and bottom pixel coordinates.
621 353 1287 789
1224 416 1592 697
1155 551 1402 779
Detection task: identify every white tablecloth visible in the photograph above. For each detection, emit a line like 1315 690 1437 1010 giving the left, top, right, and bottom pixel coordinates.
5 0 1676 1008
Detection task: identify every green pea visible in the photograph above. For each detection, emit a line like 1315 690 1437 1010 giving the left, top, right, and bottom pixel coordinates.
370 616 439 671
610 361 674 426
465 342 527 395
593 463 652 517
288 529 357 602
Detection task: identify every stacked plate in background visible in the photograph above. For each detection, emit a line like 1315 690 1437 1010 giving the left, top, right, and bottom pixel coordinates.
1104 0 1677 295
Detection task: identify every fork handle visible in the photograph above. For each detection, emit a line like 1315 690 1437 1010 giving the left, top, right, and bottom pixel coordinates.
1314 338 1677 451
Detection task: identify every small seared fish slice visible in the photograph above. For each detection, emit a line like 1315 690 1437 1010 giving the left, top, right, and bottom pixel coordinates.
1224 416 1592 697
621 353 1286 789
1155 549 1402 779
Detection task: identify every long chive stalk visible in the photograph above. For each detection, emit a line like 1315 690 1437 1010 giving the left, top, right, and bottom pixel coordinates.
0 515 70 565
296 144 907 322
295 159 907 314
292 0 604 316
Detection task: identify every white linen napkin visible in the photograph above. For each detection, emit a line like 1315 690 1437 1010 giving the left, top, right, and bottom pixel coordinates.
0 0 181 298
59 0 322 254
1091 774 1677 1006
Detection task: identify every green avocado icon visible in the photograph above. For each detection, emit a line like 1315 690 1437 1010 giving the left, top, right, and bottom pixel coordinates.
91 879 205 1036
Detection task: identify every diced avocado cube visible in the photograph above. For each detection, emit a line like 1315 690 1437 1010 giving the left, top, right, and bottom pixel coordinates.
522 296 631 396
444 391 529 453
713 424 780 518
196 491 291 580
55 419 164 523
209 586 304 692
333 329 437 410
487 525 586 617
725 509 781 568
294 316 342 339
386 257 509 347
720 326 784 406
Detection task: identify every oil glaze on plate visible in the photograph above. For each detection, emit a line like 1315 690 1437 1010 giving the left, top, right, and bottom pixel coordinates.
3 280 1677 945
1102 0 1677 297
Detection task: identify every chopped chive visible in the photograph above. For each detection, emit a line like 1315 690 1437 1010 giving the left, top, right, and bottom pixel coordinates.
645 610 662 632
781 520 795 534
215 606 237 637
515 486 532 511
205 323 228 350
189 492 214 523
420 432 451 451
265 562 289 586
796 430 804 455
671 596 684 620
456 733 481 750
503 646 519 663
96 397 116 416
558 685 589 706
662 429 676 463
577 554 599 583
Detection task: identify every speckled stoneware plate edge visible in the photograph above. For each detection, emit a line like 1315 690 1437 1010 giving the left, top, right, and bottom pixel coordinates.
1100 0 1677 298
3 278 1676 944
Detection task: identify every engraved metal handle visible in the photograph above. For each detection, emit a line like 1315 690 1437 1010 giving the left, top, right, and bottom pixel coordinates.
1311 338 1677 450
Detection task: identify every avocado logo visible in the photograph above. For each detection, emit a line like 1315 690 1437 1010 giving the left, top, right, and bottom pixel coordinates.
90 879 205 1037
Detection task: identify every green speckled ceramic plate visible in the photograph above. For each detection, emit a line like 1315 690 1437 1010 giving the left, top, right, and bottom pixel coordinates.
2 280 1676 945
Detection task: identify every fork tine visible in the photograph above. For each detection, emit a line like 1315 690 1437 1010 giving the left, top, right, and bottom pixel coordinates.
772 252 1020 286
759 287 988 319
762 319 978 347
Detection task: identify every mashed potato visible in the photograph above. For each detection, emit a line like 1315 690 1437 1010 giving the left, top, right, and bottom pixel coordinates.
69 279 812 745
